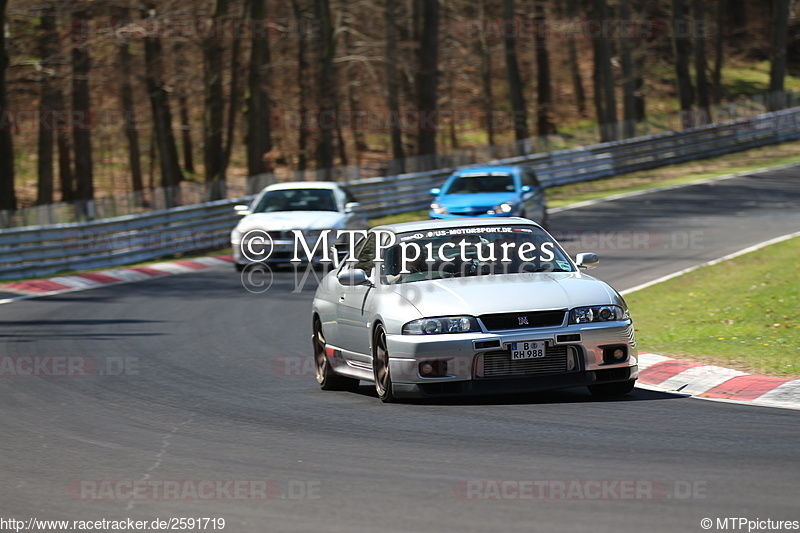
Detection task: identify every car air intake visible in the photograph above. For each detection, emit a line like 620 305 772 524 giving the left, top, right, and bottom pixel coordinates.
479 310 566 331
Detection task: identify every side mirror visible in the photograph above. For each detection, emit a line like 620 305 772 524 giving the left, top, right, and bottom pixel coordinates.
234 204 251 216
344 202 360 213
337 268 371 286
575 252 599 270
429 187 441 196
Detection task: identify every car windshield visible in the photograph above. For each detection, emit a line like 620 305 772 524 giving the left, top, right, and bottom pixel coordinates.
382 225 574 284
443 174 515 194
253 189 338 213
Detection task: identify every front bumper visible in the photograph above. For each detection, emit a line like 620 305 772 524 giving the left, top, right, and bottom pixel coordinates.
384 322 637 398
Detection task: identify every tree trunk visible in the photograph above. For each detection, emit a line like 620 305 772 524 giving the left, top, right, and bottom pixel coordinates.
179 95 195 174
476 0 496 146
711 0 725 104
115 7 144 198
385 0 405 172
416 0 439 163
503 0 528 147
672 0 695 127
620 0 636 137
534 2 553 138
203 0 228 201
36 7 58 205
768 0 790 111
143 7 183 207
71 7 94 215
0 0 14 212
224 0 247 174
693 0 711 124
593 0 618 142
247 0 272 177
291 0 308 172
314 0 336 179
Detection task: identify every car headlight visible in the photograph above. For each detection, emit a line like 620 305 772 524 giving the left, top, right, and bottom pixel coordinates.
487 202 513 215
569 305 627 324
431 203 448 215
402 316 479 335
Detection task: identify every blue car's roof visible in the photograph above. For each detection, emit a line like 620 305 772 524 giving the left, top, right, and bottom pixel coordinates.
450 165 521 176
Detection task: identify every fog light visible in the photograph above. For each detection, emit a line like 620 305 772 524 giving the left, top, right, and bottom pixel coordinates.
601 345 627 364
419 360 448 377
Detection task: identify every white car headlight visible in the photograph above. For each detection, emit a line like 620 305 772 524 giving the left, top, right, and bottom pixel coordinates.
569 305 627 324
402 316 479 335
431 203 448 215
487 202 513 215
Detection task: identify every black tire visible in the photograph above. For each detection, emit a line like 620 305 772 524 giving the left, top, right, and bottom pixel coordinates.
588 380 636 397
313 318 359 391
372 325 396 403
235 262 246 272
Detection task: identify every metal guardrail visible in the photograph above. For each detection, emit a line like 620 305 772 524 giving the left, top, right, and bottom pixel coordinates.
2 106 800 281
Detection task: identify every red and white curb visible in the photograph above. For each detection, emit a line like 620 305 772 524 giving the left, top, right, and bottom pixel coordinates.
637 352 800 411
0 255 234 305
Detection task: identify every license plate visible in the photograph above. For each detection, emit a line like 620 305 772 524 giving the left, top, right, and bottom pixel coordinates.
509 341 546 360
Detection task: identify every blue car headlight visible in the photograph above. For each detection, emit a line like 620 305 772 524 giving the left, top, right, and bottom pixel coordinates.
487 202 514 215
431 203 448 215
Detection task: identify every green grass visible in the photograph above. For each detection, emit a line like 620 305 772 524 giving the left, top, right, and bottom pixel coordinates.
626 237 800 377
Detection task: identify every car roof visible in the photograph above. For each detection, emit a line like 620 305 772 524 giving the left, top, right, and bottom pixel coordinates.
373 217 541 234
451 165 522 176
262 181 342 192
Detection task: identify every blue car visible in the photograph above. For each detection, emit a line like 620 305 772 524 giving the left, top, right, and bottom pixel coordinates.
429 165 548 226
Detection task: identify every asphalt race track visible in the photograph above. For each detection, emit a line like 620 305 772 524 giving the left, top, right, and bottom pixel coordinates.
1 169 799 532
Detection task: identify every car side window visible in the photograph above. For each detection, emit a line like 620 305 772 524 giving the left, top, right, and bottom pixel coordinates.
353 233 377 277
523 169 541 188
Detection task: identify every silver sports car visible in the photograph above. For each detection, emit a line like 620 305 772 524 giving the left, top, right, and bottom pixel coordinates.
311 218 638 402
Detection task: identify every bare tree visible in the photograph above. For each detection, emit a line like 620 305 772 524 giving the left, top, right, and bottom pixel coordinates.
416 0 440 162
115 8 144 199
672 0 695 127
291 0 309 172
203 0 228 200
768 0 790 111
0 0 15 212
693 0 711 124
503 0 528 146
620 0 637 137
71 6 94 215
314 0 336 178
475 0 496 146
246 0 272 177
143 5 183 206
593 0 618 141
534 1 553 138
385 0 405 172
36 7 58 205
711 0 725 104
565 0 587 117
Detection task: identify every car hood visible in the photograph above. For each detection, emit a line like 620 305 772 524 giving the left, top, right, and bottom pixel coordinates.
235 211 344 232
391 272 616 317
437 192 518 209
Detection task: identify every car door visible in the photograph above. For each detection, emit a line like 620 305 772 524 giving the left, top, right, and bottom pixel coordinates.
334 234 377 364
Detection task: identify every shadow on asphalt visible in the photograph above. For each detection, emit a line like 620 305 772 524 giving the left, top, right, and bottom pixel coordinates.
347 384 680 406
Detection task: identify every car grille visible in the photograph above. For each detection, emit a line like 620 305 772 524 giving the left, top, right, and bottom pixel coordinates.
266 230 292 240
479 310 566 331
482 345 569 378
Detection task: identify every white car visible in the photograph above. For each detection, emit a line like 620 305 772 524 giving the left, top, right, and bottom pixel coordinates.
231 182 369 269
